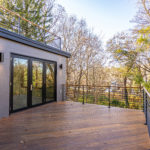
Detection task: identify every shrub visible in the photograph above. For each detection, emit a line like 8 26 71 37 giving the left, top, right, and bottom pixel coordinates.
111 99 120 106
98 95 109 101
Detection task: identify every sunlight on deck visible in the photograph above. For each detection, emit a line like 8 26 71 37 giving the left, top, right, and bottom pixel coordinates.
0 101 150 150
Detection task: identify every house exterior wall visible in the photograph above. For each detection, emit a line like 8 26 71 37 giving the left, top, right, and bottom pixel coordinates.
0 37 67 119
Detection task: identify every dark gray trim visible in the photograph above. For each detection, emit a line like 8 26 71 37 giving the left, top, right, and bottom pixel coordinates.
0 27 71 58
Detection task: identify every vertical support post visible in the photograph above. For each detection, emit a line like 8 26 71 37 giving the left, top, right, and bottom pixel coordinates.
143 89 145 112
18 16 20 34
62 84 66 101
145 92 148 125
60 37 61 50
44 29 46 45
108 86 111 108
82 85 85 104
94 86 96 104
86 85 88 103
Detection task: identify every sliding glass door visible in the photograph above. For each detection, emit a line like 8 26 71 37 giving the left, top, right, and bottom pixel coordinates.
32 61 43 105
12 57 28 111
46 63 55 102
10 55 56 112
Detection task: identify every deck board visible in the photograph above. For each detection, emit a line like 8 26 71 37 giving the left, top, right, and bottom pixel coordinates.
0 101 150 150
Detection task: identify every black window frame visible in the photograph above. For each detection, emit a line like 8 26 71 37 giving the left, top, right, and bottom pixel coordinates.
10 53 57 113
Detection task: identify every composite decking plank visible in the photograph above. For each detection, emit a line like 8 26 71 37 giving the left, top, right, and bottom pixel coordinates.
0 101 149 150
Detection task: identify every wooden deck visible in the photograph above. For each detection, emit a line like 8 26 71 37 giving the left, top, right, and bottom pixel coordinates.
0 101 150 150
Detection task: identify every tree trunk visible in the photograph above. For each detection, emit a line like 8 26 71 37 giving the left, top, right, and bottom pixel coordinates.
86 67 89 103
124 77 129 107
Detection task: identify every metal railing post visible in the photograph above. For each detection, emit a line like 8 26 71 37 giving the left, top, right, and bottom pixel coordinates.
62 84 66 101
143 89 145 112
44 29 46 45
18 16 20 34
108 86 111 108
82 85 85 104
60 37 61 50
145 92 148 125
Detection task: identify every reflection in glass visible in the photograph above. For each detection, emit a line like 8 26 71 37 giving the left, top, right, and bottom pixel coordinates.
32 61 43 105
13 58 28 110
46 63 55 102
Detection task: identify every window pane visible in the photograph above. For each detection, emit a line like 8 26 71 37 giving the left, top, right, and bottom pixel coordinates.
32 61 43 105
13 58 28 110
46 63 55 102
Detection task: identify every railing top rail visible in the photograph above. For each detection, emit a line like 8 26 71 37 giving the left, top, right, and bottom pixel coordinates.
143 87 150 98
67 84 142 89
0 5 61 49
0 5 60 38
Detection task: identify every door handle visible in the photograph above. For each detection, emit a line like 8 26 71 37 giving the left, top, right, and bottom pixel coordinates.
30 84 33 91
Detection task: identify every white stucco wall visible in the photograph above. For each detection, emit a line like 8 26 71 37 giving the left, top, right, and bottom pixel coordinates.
0 37 67 119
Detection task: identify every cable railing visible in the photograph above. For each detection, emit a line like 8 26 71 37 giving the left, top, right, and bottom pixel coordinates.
66 85 143 110
0 5 61 50
143 87 150 135
65 84 150 136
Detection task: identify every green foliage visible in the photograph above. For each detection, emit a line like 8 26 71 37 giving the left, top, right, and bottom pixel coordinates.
111 99 126 108
0 0 54 42
98 95 109 101
107 32 137 67
76 94 142 109
143 81 150 92
111 99 120 106
98 101 108 106
136 26 150 51
97 95 109 105
107 32 138 87
129 102 140 109
76 93 142 109
133 71 143 84
86 94 95 103
137 35 149 45
129 67 144 86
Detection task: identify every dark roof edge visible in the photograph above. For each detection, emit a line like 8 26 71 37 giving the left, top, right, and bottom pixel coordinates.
0 27 71 58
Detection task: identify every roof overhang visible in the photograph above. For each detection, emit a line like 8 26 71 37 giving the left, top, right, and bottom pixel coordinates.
0 27 71 58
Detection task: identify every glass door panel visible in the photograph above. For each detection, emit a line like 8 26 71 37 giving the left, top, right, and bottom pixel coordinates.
13 57 28 110
11 55 56 113
32 61 43 105
46 63 55 102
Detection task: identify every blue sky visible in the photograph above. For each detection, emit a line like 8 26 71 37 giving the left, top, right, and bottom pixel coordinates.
57 0 138 45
